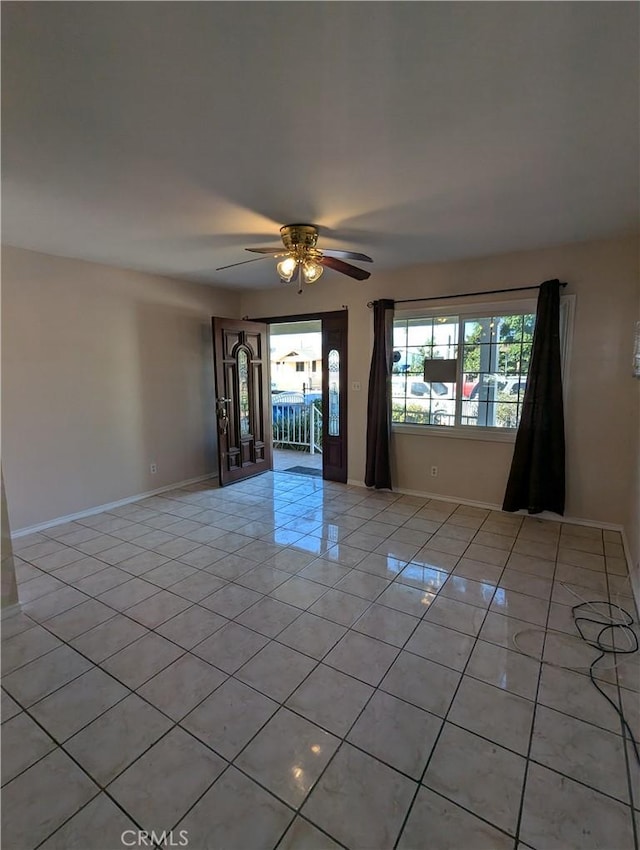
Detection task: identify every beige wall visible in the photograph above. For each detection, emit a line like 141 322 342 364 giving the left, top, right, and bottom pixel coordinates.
2 246 240 530
241 235 639 532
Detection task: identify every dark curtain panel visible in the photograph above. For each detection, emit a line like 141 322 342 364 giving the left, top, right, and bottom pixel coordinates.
365 299 395 489
503 279 565 514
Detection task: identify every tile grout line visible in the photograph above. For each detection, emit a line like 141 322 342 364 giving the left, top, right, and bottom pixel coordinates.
12 518 624 699
6 683 162 850
253 582 430 846
204 504 477 846
103 494 405 845
391 539 511 849
512 528 562 847
9 534 429 844
7 483 635 850
8 506 537 730
396 516 525 790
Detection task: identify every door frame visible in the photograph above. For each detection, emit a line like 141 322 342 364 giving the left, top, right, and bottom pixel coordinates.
251 310 349 483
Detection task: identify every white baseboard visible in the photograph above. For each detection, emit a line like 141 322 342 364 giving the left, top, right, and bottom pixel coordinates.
12 473 218 539
1 603 22 620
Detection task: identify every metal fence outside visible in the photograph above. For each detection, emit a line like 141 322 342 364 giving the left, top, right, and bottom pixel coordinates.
272 398 323 454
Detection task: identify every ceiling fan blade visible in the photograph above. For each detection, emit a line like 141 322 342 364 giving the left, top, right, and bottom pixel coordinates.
245 247 287 255
216 256 273 271
319 256 371 281
321 249 373 262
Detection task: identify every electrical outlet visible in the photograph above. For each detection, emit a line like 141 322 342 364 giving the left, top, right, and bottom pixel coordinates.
430 465 438 477
352 381 361 391
150 463 158 474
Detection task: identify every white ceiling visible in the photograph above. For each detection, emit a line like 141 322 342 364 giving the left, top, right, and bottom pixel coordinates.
2 2 638 290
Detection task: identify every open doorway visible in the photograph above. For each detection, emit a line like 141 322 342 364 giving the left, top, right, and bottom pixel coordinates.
260 310 348 483
270 320 323 477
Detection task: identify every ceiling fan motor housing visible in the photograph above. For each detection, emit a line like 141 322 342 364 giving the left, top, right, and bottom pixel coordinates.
280 224 319 252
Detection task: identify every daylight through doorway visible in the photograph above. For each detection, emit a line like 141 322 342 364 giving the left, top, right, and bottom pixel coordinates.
270 320 323 478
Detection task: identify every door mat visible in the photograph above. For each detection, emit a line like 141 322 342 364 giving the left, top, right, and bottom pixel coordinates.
284 466 323 477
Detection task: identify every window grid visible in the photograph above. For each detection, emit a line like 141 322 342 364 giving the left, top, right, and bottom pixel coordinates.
392 310 536 430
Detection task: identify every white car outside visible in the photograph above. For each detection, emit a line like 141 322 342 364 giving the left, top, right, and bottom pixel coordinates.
391 376 455 426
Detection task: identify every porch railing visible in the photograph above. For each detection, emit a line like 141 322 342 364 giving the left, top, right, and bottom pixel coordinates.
272 400 323 454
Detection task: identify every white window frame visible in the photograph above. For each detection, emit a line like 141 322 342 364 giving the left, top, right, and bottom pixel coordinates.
392 295 574 443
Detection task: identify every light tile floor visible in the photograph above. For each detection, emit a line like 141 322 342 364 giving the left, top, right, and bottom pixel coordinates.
2 472 639 850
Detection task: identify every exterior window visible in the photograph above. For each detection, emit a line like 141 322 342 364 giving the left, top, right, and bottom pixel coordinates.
392 308 537 430
296 362 305 372
312 361 318 373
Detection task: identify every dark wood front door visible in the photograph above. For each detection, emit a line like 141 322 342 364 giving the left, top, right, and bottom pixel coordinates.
212 317 272 486
321 311 348 483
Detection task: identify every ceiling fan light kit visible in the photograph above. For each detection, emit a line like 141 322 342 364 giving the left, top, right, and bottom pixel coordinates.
275 227 325 291
216 223 373 292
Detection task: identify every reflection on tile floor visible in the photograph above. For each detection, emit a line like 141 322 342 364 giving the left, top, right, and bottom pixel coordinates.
2 472 639 849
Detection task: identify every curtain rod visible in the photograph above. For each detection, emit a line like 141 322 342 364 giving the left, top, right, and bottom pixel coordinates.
367 281 567 308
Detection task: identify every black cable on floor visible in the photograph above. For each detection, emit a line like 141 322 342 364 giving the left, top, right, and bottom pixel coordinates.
572 600 640 766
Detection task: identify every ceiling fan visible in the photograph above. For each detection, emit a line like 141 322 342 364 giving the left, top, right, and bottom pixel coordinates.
216 224 373 292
